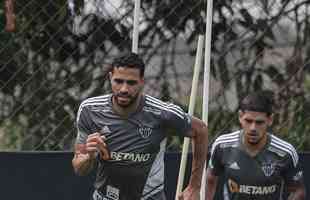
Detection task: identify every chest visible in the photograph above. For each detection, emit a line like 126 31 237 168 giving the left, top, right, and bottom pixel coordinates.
222 148 285 185
89 109 165 153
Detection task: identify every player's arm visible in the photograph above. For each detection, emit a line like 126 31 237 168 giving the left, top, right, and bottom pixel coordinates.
205 137 224 200
161 103 208 199
188 116 209 189
205 168 218 200
179 116 208 200
72 103 110 176
72 143 96 176
283 148 306 200
72 133 110 176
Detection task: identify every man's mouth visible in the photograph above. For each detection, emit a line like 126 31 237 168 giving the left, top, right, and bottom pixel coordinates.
247 132 259 139
118 96 130 100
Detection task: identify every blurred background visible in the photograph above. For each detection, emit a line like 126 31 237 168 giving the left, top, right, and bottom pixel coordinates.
0 0 309 152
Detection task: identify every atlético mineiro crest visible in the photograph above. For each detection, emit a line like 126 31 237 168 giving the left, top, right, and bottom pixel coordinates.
261 162 275 177
139 127 152 139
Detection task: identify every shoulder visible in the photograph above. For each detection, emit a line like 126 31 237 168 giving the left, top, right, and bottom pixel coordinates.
77 94 111 120
210 130 240 154
79 94 111 108
269 134 299 167
144 95 185 119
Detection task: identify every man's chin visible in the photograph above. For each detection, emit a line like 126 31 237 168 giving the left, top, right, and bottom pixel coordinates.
248 139 260 145
116 100 131 107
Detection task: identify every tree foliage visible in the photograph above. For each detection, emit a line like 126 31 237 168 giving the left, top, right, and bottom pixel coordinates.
0 0 309 150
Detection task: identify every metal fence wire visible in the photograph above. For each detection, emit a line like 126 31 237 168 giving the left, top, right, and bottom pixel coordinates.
0 0 309 151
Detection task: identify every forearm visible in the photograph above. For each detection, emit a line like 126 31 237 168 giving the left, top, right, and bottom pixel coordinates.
205 185 216 200
72 153 96 176
205 176 217 200
189 123 208 188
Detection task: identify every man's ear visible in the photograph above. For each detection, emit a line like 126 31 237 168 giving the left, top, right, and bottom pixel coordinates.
109 72 113 81
238 110 243 118
268 113 274 126
238 110 243 122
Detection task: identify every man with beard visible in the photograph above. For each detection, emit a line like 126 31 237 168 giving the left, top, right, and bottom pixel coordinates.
72 52 208 200
205 91 306 200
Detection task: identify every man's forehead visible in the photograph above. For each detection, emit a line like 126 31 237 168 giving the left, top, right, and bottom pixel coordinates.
242 110 269 120
112 66 141 75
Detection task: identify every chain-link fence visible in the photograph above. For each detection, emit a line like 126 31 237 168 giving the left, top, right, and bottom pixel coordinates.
0 0 309 151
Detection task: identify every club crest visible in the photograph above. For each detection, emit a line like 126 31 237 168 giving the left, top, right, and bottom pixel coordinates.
261 162 275 177
139 127 152 139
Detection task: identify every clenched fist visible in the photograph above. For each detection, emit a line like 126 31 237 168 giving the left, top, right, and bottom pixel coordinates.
86 132 110 160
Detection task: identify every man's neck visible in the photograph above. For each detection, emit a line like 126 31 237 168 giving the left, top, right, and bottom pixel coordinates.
112 94 142 117
242 133 268 157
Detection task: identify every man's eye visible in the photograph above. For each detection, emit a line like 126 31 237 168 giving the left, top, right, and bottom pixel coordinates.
127 80 137 85
114 79 124 84
255 121 265 125
245 119 253 123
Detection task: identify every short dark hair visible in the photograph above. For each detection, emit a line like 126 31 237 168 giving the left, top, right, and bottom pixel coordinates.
111 52 145 77
239 90 274 116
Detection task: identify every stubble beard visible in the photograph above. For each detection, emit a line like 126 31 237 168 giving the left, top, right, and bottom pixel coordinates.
246 131 266 146
114 92 140 108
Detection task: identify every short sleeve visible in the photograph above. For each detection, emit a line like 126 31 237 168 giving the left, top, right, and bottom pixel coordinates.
75 104 94 144
282 153 304 187
162 102 192 137
208 141 224 176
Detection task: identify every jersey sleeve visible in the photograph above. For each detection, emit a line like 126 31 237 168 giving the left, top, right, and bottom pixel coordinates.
75 103 95 144
282 151 304 187
161 102 192 137
208 141 224 176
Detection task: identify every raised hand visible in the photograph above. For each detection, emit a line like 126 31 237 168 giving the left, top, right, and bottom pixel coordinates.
86 132 110 160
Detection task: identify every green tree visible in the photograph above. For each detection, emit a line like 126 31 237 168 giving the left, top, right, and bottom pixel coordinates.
0 0 309 151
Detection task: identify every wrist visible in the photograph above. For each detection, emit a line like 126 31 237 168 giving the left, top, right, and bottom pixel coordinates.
188 181 201 190
87 152 97 160
73 153 96 176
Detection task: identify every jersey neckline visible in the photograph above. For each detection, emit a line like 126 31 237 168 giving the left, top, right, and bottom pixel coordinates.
108 93 146 119
239 130 272 158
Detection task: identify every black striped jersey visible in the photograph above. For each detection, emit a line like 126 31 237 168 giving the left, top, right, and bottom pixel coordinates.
75 94 192 200
208 130 304 200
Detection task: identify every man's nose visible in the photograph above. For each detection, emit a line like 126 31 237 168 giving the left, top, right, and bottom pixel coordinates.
250 122 257 130
120 83 129 92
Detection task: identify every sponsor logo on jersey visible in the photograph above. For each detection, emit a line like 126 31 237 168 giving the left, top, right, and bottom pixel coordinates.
228 162 240 170
110 151 151 162
107 185 119 200
228 179 277 195
139 127 152 139
261 161 275 177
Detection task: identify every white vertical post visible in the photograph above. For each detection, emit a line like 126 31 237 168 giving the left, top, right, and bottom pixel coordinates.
200 0 214 198
175 35 205 200
132 0 141 53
